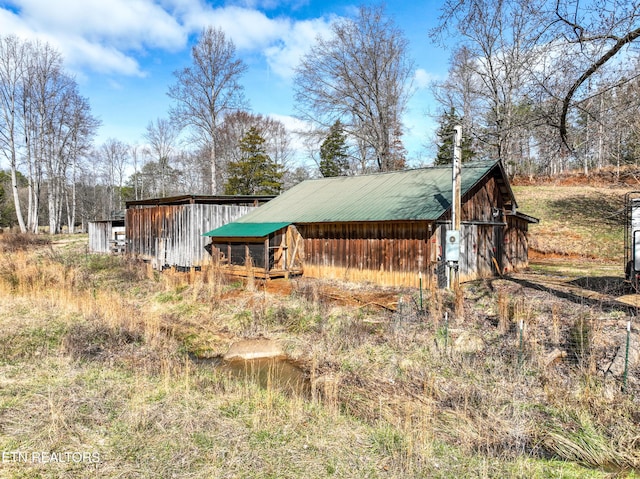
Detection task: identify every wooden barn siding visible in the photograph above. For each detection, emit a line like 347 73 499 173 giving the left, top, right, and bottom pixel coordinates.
458 224 501 282
88 221 111 253
298 222 432 287
295 173 530 287
503 215 530 272
460 175 531 274
126 204 254 268
461 175 505 222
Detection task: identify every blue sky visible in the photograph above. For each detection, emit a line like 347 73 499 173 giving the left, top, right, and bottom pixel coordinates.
0 0 451 169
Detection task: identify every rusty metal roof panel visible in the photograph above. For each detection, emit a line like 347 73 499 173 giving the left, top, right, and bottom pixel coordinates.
235 160 502 223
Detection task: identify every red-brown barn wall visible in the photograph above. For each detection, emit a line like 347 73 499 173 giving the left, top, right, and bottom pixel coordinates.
297 222 434 287
295 174 531 287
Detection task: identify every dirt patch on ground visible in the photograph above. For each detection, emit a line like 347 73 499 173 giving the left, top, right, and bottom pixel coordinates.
256 260 633 313
261 278 294 296
528 249 588 261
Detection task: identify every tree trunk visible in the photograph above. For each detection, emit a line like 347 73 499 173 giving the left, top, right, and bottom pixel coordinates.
210 141 217 195
10 165 26 233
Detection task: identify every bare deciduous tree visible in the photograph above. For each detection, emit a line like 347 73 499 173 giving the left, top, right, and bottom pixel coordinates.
0 36 98 233
294 4 414 172
431 0 640 174
99 139 129 216
168 27 247 194
431 0 545 171
143 118 180 197
0 35 29 232
551 0 640 150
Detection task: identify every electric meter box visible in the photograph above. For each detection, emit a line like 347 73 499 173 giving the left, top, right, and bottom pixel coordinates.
445 229 460 262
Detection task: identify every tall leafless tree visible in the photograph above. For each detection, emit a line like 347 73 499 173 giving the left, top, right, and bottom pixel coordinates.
431 0 546 172
168 27 247 194
28 44 98 233
432 0 640 174
551 0 640 150
143 118 180 197
99 139 129 216
0 35 29 232
0 36 97 233
63 92 99 233
294 4 414 172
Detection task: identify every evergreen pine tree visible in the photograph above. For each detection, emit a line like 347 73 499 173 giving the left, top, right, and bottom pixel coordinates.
319 120 350 177
224 127 283 195
434 108 476 165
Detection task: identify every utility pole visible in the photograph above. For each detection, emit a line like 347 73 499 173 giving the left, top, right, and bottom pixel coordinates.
447 125 462 288
452 125 462 231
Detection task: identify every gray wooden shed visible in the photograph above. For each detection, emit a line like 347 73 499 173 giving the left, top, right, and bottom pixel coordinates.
88 217 125 254
125 195 273 270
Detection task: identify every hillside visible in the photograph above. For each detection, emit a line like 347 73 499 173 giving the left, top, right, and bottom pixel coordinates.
514 182 631 263
0 181 639 478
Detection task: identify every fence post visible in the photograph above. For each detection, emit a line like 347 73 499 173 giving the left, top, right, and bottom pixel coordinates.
623 320 631 393
419 272 423 312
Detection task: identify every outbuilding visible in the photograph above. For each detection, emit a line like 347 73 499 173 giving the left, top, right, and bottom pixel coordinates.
203 160 537 287
126 195 273 270
88 215 125 254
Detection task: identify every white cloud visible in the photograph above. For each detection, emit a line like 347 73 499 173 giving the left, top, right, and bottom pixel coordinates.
414 68 435 89
268 113 310 133
0 0 186 75
263 17 334 81
179 3 336 81
0 0 336 83
180 5 283 49
0 8 33 37
63 36 146 77
18 0 186 49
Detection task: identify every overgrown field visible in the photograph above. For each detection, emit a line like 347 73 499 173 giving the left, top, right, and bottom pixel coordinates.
513 183 632 262
0 183 639 478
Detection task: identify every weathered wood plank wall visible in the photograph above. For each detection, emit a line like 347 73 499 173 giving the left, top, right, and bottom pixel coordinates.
461 176 504 221
298 221 432 287
88 221 111 253
503 215 530 272
127 204 254 269
296 172 531 287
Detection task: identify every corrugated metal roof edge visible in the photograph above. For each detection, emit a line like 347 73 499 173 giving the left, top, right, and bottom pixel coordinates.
297 159 499 184
126 194 275 208
235 160 502 224
203 221 291 238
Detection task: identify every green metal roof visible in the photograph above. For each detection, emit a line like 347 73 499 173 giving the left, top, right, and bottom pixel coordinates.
232 160 509 224
203 221 290 238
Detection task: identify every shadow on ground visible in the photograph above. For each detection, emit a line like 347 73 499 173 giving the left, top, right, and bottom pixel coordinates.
504 274 637 314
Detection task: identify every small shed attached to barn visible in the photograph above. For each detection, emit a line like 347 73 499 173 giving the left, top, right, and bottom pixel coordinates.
203 160 538 287
126 195 273 270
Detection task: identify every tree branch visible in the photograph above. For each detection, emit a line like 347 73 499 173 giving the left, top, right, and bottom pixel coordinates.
559 26 640 150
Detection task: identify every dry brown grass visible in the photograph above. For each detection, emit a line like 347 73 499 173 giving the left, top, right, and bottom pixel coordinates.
0 233 638 478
